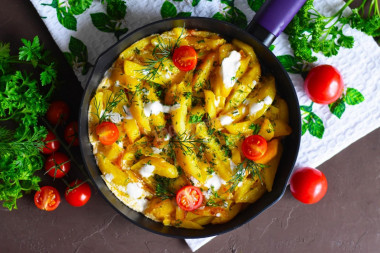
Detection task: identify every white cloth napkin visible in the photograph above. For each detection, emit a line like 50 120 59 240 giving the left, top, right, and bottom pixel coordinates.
30 0 380 251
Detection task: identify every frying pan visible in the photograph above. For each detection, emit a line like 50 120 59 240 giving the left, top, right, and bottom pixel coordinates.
79 0 304 238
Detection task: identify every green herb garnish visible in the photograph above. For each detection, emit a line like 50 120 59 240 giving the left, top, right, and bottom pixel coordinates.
227 158 266 192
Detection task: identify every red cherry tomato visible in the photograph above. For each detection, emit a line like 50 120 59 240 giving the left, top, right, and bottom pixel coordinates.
176 186 203 211
304 65 344 104
172 46 197 71
45 152 71 178
46 101 70 125
65 180 92 207
96 121 119 145
64 121 79 146
34 186 61 211
40 130 60 154
290 167 328 204
242 135 268 161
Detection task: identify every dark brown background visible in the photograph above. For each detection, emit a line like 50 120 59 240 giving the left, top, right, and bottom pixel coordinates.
1 0 379 252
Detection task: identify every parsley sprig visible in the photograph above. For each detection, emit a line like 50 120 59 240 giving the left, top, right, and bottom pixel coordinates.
0 37 57 210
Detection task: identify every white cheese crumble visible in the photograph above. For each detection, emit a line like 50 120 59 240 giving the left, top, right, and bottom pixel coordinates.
216 213 221 217
107 112 122 123
152 147 162 154
139 164 155 178
204 173 225 191
117 141 124 149
126 182 144 199
232 110 239 116
190 176 202 187
249 95 273 116
104 173 114 183
115 80 121 87
220 50 241 89
219 115 234 126
237 182 243 187
143 101 179 117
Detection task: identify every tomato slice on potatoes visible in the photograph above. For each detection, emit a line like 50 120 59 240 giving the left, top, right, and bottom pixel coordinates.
40 130 60 154
96 121 119 145
172 46 197 71
176 186 203 211
242 135 268 161
34 186 61 211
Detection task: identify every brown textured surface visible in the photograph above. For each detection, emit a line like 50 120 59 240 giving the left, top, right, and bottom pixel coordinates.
1 1 379 252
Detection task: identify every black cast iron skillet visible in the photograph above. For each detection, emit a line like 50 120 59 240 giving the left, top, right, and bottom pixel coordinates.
79 0 304 239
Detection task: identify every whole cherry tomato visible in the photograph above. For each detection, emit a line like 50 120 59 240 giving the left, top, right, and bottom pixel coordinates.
172 46 197 71
96 121 119 145
45 152 71 178
304 65 344 104
176 186 203 211
40 130 60 154
64 121 79 146
242 135 267 161
65 180 92 207
34 186 61 211
290 167 328 204
46 101 70 125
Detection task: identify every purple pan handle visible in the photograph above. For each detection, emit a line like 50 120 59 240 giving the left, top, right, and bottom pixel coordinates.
247 0 307 46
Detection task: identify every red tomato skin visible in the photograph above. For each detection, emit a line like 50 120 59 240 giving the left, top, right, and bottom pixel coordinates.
176 186 203 211
172 46 197 71
304 65 344 104
41 130 60 154
64 121 79 146
45 152 71 178
96 121 119 145
290 167 328 204
65 180 92 207
34 186 61 211
242 135 268 161
46 101 70 125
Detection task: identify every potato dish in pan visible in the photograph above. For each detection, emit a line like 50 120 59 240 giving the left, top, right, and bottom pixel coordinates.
88 27 292 229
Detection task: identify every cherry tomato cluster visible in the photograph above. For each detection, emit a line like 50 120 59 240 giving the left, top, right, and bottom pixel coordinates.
35 101 91 211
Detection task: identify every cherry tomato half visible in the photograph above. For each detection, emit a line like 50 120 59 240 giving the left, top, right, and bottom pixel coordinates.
64 121 79 146
65 180 92 207
172 46 197 71
176 186 203 211
45 152 71 178
34 186 61 211
96 121 119 145
40 130 60 154
46 101 70 125
242 135 267 161
290 167 328 204
304 65 344 104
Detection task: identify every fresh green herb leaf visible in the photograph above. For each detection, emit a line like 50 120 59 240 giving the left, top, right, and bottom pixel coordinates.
176 12 192 18
227 158 265 192
19 36 42 68
249 123 261 135
69 0 93 15
106 0 127 20
154 175 175 200
92 89 125 124
161 1 177 19
206 186 224 207
64 36 92 75
192 0 201 7
301 103 325 139
344 87 365 105
189 114 203 124
329 98 346 119
213 0 247 28
247 0 265 12
277 54 306 74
